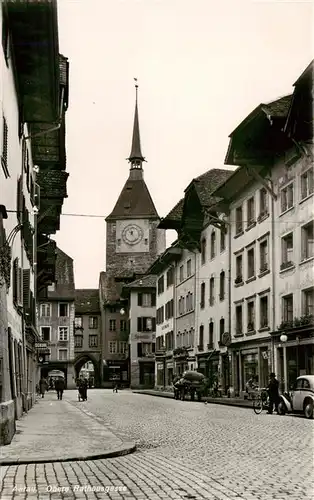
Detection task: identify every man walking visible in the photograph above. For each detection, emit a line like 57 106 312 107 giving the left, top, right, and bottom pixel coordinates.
55 377 65 400
267 372 280 414
39 377 48 398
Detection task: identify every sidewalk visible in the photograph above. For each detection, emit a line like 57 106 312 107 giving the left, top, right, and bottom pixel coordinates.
0 392 135 465
132 389 254 408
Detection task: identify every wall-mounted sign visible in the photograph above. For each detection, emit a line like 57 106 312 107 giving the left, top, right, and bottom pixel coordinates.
134 334 151 340
161 323 170 331
35 342 48 349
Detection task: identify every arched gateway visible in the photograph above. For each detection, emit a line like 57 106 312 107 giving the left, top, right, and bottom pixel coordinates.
73 354 101 388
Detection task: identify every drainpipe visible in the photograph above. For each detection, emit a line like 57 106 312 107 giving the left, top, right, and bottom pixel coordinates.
270 179 276 373
227 218 232 390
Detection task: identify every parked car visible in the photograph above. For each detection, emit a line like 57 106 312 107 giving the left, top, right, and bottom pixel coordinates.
278 375 314 419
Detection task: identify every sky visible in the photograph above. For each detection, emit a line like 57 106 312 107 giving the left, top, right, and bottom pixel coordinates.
55 0 313 289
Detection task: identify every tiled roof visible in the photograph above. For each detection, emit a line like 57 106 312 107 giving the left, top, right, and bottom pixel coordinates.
75 289 100 314
48 247 75 299
123 274 156 289
59 54 69 87
192 168 234 207
106 176 159 220
99 272 124 304
164 198 184 222
261 95 293 118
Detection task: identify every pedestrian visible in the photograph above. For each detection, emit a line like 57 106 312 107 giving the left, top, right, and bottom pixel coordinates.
267 372 280 414
113 382 118 393
39 377 48 398
55 377 65 400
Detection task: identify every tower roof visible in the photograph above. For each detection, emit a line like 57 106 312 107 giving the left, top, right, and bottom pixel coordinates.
106 176 159 221
127 82 145 164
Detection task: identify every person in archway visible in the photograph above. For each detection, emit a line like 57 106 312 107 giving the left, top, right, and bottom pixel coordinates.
55 377 65 400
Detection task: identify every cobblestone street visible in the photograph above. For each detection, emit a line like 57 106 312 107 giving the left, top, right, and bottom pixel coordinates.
1 390 313 500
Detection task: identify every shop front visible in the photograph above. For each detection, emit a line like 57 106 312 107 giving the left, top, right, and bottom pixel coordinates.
138 360 155 388
103 359 129 387
273 327 314 392
230 341 271 397
156 360 165 387
165 358 174 387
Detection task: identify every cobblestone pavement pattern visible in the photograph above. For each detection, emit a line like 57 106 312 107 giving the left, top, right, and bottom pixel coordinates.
1 389 313 500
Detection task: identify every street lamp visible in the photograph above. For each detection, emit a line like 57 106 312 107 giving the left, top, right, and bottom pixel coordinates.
120 308 125 316
280 334 288 343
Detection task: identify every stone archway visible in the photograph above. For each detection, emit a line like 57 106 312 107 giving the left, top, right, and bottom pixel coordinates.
73 354 101 388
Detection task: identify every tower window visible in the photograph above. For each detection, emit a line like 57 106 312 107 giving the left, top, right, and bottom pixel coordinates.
117 239 121 246
144 238 148 245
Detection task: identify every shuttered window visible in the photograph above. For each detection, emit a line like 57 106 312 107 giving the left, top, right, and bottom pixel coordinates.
23 269 30 312
1 116 9 177
12 258 19 305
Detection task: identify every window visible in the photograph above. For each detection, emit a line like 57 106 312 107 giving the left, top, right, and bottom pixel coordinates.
247 197 255 225
1 116 9 178
158 275 164 294
187 259 192 277
210 232 216 259
201 238 206 264
58 327 68 341
165 299 174 320
89 316 98 329
109 319 116 331
157 306 164 324
281 233 294 268
247 302 255 331
219 318 225 341
40 327 50 341
40 303 51 317
209 277 215 306
119 341 127 354
236 305 243 335
301 169 314 200
301 221 314 260
247 248 255 279
199 325 204 349
186 292 193 312
109 341 117 354
137 317 156 332
58 349 67 361
282 294 293 322
59 303 69 317
178 297 185 316
260 296 269 328
74 317 83 329
166 267 174 287
235 254 243 283
200 282 205 309
280 183 294 213
302 288 314 316
209 322 214 348
120 319 127 331
179 265 184 282
219 271 225 300
259 240 268 273
138 293 154 307
259 188 268 217
75 336 83 348
235 206 243 234
89 335 98 347
220 227 226 252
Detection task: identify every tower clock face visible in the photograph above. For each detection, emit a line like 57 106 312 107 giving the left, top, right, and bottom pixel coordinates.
122 224 144 245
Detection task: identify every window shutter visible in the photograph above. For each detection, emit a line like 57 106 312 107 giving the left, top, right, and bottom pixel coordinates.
23 269 30 311
137 343 142 357
137 317 142 332
17 176 23 223
152 317 156 332
151 293 156 307
13 258 18 304
137 293 142 306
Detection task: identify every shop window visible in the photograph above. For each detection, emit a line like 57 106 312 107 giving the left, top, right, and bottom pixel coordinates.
260 296 269 328
235 205 243 235
300 168 314 200
201 238 206 264
280 183 294 213
200 282 205 309
301 220 314 261
247 248 255 279
282 294 293 322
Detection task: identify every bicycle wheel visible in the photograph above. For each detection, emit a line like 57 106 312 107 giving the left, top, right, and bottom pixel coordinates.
253 394 263 414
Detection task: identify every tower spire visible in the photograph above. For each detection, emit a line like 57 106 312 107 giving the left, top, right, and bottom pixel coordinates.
128 78 145 169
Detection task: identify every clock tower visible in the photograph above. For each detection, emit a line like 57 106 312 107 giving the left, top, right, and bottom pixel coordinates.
105 83 166 277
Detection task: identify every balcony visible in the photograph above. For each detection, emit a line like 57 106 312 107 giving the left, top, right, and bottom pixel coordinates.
278 314 314 331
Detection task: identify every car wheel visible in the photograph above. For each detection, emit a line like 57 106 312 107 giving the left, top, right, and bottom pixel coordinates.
277 401 286 416
304 400 313 419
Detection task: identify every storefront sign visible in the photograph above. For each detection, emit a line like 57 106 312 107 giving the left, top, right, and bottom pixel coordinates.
135 334 151 340
161 323 170 331
35 342 48 349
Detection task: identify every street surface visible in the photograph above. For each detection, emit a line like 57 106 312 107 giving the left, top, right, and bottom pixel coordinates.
1 389 313 500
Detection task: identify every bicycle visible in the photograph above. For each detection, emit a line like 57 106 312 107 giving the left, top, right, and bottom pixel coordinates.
253 388 269 414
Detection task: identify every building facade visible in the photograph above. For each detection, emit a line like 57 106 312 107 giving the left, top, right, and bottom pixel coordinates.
37 249 75 389
74 289 102 387
100 86 166 386
0 0 68 444
122 276 156 388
